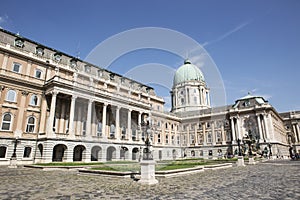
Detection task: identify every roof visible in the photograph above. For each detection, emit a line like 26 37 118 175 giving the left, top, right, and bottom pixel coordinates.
173 59 205 86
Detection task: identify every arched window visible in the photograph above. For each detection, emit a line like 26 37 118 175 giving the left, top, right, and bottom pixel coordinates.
6 90 16 102
23 147 32 158
30 94 38 106
1 113 12 131
26 116 35 133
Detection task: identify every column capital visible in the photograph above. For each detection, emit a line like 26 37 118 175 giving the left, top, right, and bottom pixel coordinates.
51 91 58 96
103 102 108 106
88 99 94 104
71 95 78 100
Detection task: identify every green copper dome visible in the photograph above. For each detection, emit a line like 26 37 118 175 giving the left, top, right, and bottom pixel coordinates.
173 59 205 86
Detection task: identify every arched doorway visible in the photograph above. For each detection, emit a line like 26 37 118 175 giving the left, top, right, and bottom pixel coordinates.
172 149 177 160
132 147 139 160
120 146 128 160
52 144 67 162
91 146 102 161
73 145 86 161
37 144 43 158
106 146 116 161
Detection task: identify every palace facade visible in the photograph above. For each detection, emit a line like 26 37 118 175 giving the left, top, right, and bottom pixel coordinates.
0 28 299 165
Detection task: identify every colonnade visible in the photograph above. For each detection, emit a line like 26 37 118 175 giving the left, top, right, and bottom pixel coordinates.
230 113 272 144
46 90 147 141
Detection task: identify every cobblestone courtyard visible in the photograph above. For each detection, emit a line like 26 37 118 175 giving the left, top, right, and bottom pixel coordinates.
0 160 299 200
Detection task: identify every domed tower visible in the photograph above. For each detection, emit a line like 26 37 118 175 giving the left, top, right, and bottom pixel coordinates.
171 59 210 113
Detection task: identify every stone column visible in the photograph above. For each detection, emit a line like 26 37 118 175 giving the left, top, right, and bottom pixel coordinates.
207 92 211 106
212 123 216 145
198 87 202 105
203 123 207 145
115 106 120 140
127 109 132 141
236 117 242 140
231 118 236 144
1 53 9 70
268 113 275 141
38 93 48 134
221 125 226 145
48 91 58 137
15 91 29 137
263 114 270 141
186 127 190 146
296 124 300 143
25 60 32 77
68 95 77 138
58 100 66 134
76 106 82 136
102 103 107 138
256 115 264 142
86 99 93 138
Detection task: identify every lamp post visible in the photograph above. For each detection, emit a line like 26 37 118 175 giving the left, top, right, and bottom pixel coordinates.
268 143 272 159
11 137 20 159
236 138 245 167
140 119 152 160
9 137 21 168
237 138 242 156
138 116 158 185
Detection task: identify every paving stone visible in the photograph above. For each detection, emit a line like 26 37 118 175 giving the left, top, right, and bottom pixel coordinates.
0 160 299 199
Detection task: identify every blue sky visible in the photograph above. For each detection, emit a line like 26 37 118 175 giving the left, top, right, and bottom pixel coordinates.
0 0 299 112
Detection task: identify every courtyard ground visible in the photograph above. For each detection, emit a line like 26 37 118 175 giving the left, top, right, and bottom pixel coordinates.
0 159 299 199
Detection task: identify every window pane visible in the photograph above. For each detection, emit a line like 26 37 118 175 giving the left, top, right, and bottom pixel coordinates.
2 123 10 130
35 70 42 78
30 95 38 105
3 114 11 121
13 63 20 72
28 117 35 124
7 90 16 102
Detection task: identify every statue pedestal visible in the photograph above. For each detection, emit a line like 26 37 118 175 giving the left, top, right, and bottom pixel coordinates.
248 157 256 165
138 160 158 185
8 157 18 168
236 156 245 167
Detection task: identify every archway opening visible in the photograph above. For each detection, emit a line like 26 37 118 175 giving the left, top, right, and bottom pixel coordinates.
73 145 86 161
106 146 116 161
91 146 102 161
52 144 67 162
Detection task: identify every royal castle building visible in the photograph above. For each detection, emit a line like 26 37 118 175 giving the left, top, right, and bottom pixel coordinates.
0 28 299 165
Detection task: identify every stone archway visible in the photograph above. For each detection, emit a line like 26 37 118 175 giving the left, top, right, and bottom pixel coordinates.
91 146 102 161
52 144 67 162
172 149 177 160
73 145 86 161
132 147 139 160
37 144 43 158
106 146 116 161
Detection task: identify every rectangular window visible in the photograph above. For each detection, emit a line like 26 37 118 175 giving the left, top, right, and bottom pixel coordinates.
13 63 21 73
157 134 161 143
35 69 42 79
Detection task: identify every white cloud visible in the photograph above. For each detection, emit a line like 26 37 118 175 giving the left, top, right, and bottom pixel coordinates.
202 20 252 47
0 15 8 24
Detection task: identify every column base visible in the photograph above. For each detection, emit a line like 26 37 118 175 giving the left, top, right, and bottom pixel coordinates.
236 156 245 167
138 160 158 185
8 158 18 168
248 157 256 165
